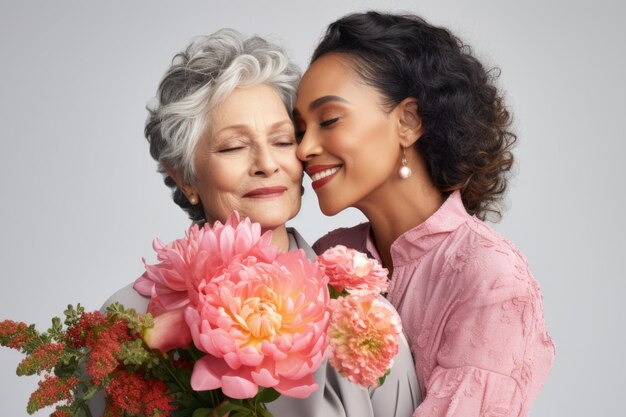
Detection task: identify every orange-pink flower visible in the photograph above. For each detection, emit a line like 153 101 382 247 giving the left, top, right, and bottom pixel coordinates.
187 250 330 399
136 213 281 351
138 212 331 399
135 212 279 314
317 245 389 295
327 295 401 388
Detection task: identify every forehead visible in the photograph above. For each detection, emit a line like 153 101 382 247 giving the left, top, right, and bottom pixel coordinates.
296 54 361 104
211 84 289 125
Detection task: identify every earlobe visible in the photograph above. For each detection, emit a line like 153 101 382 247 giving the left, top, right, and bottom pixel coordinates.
397 98 424 147
163 162 199 204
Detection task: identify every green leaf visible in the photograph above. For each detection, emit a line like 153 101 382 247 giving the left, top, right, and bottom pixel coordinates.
256 387 280 404
328 286 350 299
63 304 84 327
377 368 391 386
80 386 100 401
192 408 213 417
76 406 89 417
217 402 251 415
257 406 275 417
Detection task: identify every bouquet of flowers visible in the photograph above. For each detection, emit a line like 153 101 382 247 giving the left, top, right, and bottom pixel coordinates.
1 213 401 417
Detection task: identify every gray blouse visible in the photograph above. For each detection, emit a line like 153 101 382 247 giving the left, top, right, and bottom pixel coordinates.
89 228 420 417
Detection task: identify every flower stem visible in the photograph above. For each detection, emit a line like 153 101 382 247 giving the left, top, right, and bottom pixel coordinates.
76 399 94 417
163 362 205 404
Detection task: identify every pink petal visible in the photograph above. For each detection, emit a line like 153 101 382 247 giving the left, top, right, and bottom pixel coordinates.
209 329 236 353
261 341 288 361
291 332 313 352
221 374 259 399
190 355 229 391
238 345 264 367
234 225 253 252
220 227 235 260
251 368 279 387
223 351 242 369
275 355 307 379
274 374 317 398
133 272 154 296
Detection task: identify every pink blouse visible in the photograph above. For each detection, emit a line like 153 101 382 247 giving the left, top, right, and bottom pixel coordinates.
313 191 555 417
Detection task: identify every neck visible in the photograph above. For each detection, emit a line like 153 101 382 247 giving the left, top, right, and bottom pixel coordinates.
356 153 445 270
266 224 290 251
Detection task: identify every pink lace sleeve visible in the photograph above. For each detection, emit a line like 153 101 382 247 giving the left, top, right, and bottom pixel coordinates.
414 261 555 417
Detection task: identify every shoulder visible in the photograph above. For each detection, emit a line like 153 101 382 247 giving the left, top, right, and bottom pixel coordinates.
101 282 150 313
449 217 537 300
312 223 371 255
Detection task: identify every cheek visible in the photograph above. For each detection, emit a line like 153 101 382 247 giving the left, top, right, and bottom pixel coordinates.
197 159 243 195
279 153 303 182
331 121 393 163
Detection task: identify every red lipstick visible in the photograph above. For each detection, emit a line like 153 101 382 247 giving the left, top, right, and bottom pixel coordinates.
306 164 342 190
306 164 341 176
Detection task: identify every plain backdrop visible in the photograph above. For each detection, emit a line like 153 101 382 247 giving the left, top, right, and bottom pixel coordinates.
1 1 624 416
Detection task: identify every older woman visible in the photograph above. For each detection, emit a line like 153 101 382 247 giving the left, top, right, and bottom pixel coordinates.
91 29 420 417
296 11 555 417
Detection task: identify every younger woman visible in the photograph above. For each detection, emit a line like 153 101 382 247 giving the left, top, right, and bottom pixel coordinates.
296 11 555 417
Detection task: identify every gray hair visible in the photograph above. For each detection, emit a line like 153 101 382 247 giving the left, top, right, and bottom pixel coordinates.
144 29 301 221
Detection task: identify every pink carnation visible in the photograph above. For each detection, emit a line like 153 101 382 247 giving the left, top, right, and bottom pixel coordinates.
317 245 389 295
186 250 330 399
327 295 401 388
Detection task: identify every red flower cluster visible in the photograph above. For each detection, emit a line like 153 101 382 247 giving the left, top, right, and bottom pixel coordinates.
105 370 174 417
27 375 79 414
2 304 178 417
0 320 36 351
86 319 133 385
65 311 107 348
17 342 65 375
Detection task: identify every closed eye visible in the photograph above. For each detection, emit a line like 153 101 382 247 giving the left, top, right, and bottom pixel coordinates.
217 146 245 153
320 117 339 127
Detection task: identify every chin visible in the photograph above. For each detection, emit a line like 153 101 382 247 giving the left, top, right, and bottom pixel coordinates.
319 201 346 217
252 213 290 231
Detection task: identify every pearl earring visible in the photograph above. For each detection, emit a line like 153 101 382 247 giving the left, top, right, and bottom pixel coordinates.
189 196 198 205
399 147 412 179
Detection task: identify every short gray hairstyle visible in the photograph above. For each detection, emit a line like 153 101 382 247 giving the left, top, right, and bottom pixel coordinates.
144 29 301 221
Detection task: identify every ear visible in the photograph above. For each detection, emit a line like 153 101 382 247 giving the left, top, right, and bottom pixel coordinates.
163 162 199 204
396 97 424 147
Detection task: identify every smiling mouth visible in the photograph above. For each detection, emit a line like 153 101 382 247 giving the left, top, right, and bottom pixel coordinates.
310 166 341 182
308 165 342 190
243 186 288 198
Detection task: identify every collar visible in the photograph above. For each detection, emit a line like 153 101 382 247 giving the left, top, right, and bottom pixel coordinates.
365 190 470 266
286 227 316 261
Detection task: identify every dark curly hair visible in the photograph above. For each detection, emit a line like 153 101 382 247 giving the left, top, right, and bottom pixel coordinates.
312 11 516 221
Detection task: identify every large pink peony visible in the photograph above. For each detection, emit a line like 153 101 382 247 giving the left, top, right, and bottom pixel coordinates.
317 245 389 295
137 212 330 399
187 250 330 399
327 295 401 388
135 213 281 351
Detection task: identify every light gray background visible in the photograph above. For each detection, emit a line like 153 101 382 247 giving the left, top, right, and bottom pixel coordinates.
1 1 624 416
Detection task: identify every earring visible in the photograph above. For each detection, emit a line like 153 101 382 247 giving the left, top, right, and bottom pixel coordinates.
399 147 412 179
189 195 198 205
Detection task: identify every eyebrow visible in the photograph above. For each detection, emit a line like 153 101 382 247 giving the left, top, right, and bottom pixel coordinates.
309 95 350 111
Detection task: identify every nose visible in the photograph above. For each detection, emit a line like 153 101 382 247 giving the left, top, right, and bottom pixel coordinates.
296 130 322 162
251 144 280 176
